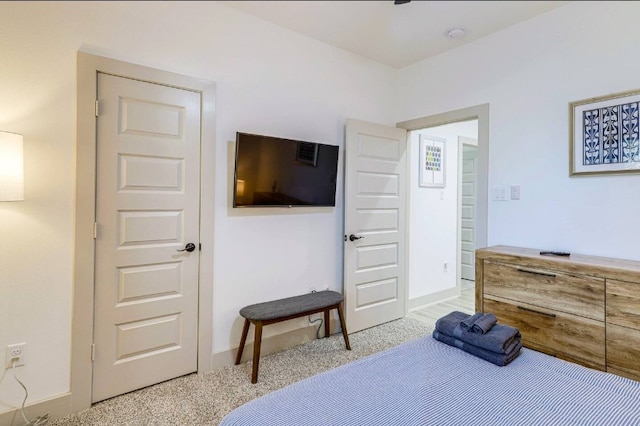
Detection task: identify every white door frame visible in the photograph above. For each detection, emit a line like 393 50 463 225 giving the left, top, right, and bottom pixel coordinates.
72 52 216 412
397 104 489 314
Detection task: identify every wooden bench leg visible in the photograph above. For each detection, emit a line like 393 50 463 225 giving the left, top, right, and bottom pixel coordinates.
337 303 351 350
324 309 330 338
235 319 250 365
251 321 263 384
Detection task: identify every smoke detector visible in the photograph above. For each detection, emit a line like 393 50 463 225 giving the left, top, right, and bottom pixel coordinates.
446 28 466 39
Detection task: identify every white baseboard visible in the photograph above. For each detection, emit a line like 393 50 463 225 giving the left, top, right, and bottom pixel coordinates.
408 287 460 311
211 319 339 370
0 392 71 426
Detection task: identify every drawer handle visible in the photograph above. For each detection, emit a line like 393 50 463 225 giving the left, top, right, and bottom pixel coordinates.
517 305 557 318
516 268 556 278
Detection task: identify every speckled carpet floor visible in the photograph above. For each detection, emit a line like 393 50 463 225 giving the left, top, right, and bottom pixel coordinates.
50 317 432 426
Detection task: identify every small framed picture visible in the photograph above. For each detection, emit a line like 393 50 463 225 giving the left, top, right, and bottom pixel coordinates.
570 88 640 176
419 135 446 187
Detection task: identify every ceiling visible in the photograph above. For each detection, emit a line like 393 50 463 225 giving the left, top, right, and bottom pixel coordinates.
222 1 569 69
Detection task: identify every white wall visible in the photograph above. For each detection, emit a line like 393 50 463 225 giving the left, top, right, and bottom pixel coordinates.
408 121 478 300
0 1 397 413
4 0 640 416
398 1 640 261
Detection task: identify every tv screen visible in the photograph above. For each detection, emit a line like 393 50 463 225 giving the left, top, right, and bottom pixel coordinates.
233 132 339 207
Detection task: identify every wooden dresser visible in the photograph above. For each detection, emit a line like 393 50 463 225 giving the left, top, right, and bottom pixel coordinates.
476 245 640 381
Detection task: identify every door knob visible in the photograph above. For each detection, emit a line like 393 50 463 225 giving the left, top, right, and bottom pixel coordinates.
177 243 196 252
349 234 364 242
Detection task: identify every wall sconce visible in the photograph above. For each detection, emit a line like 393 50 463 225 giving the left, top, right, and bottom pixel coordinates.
0 131 24 201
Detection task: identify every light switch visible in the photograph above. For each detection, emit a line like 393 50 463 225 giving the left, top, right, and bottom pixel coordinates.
492 186 507 201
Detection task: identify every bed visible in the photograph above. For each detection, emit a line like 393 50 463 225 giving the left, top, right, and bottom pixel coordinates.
220 335 640 425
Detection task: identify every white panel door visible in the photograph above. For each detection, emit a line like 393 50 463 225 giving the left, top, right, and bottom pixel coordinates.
460 143 478 282
344 119 407 333
93 73 201 402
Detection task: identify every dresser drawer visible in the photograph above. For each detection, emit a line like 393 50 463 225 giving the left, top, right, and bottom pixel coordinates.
607 279 640 330
483 261 604 321
484 297 605 370
607 323 640 380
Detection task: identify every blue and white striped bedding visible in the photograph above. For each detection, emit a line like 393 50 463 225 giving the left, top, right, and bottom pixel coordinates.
220 336 640 425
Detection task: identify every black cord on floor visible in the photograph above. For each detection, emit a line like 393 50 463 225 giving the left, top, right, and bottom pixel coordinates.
308 316 324 339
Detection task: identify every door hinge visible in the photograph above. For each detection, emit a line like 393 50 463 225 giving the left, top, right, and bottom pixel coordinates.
199 243 202 251
91 343 96 361
95 100 100 117
93 222 98 239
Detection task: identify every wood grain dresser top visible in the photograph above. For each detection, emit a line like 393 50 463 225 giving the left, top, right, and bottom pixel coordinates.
477 245 640 282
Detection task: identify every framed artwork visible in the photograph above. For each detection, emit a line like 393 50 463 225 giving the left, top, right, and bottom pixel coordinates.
419 135 445 187
570 88 640 176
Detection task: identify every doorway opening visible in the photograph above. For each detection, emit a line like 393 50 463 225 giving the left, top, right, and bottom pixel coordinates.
396 104 488 316
407 120 478 309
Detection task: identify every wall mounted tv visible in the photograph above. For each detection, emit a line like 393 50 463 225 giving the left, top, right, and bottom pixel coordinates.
233 132 339 208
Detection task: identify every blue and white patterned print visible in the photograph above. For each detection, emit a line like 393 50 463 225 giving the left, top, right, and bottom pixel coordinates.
622 102 640 162
583 102 640 166
602 106 619 163
583 109 600 165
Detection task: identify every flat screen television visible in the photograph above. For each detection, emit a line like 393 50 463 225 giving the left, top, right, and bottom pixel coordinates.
233 132 339 207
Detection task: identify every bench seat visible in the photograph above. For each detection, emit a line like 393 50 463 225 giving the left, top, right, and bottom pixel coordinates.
235 290 351 383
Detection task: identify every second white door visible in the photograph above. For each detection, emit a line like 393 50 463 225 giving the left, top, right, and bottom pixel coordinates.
344 119 407 333
92 73 201 402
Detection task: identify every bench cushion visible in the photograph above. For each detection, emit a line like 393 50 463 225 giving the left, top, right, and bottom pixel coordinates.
240 290 344 321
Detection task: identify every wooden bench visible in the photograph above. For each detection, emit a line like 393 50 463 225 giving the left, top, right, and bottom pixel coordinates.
235 290 351 383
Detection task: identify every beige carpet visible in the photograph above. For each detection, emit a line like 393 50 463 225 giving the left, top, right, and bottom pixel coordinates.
51 317 432 426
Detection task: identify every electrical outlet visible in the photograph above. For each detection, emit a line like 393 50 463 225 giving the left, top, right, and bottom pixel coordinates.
5 343 27 368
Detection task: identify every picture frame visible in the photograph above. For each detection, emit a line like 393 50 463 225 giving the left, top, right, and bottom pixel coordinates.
570 88 640 176
419 135 445 187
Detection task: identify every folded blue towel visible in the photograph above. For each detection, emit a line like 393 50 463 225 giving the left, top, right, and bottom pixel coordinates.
432 330 522 366
471 313 497 335
435 310 472 334
460 312 483 332
435 311 521 354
